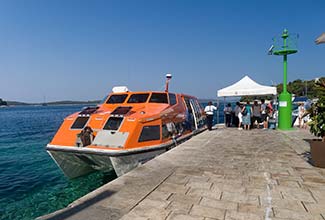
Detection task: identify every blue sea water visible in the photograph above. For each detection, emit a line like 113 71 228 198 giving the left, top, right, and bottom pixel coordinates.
0 105 116 220
0 103 227 220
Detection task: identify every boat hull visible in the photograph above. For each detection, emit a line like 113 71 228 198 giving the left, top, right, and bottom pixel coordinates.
47 148 166 178
46 130 196 178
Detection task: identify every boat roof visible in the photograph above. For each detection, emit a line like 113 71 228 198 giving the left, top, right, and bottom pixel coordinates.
109 90 197 98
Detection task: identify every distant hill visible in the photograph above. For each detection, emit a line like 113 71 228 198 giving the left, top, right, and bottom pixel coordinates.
7 101 29 106
0 98 8 106
46 100 100 105
6 100 100 106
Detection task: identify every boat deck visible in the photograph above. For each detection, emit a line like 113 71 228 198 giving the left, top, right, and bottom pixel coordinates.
39 128 325 220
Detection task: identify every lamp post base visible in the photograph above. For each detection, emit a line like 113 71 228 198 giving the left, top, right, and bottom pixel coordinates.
278 92 292 130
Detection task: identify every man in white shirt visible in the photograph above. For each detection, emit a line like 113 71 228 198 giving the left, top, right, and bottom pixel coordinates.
204 101 217 130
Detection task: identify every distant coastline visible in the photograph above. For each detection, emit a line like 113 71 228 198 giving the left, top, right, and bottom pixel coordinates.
5 100 101 106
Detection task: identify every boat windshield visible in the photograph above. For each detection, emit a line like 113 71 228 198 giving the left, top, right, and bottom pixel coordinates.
127 93 149 103
149 93 168 104
106 94 128 104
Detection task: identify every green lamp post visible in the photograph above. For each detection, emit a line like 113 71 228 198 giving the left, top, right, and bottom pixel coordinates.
272 29 298 130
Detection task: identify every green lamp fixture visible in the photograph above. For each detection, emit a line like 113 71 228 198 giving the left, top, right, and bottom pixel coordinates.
270 29 298 130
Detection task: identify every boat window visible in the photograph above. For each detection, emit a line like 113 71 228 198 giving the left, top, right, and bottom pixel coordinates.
103 117 123 130
162 124 170 139
71 116 89 129
138 125 160 142
168 93 177 106
127 93 149 103
184 98 192 113
149 93 168 104
106 94 128 104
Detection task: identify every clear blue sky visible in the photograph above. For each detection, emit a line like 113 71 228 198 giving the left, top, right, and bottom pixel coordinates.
0 0 324 102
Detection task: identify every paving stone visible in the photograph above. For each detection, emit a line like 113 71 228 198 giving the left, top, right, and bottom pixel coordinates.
303 202 325 215
188 175 210 183
203 171 224 182
157 182 189 194
147 190 172 201
238 203 269 216
309 188 325 202
212 183 245 193
255 191 283 201
281 188 316 202
120 214 149 220
174 168 204 176
249 176 269 184
166 213 204 220
166 174 190 185
243 181 269 189
273 208 315 220
225 174 249 182
137 198 170 209
168 193 201 205
186 181 212 190
187 187 221 200
221 192 259 205
225 210 262 220
166 201 193 213
277 179 301 188
302 181 325 189
260 198 305 211
125 206 170 219
295 167 323 176
200 197 237 210
190 205 225 219
214 179 244 187
271 171 291 178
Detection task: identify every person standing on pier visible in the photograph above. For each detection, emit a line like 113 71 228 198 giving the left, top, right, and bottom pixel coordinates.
224 103 232 127
260 99 268 129
234 102 241 127
204 101 217 130
242 101 252 130
298 103 305 128
252 100 261 129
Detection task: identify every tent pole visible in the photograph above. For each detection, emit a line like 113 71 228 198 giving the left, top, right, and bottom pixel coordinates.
224 97 226 126
217 98 219 124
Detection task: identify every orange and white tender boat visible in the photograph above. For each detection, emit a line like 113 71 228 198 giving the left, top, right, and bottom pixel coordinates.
46 74 207 178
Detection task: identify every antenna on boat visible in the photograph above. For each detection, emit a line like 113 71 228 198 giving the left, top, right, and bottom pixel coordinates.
165 73 172 92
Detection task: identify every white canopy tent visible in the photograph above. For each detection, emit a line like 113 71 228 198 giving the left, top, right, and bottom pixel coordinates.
217 75 277 97
216 76 277 124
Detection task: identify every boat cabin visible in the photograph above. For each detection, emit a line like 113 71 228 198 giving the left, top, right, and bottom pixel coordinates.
50 89 206 150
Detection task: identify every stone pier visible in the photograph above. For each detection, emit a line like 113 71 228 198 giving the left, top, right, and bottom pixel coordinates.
39 128 325 220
